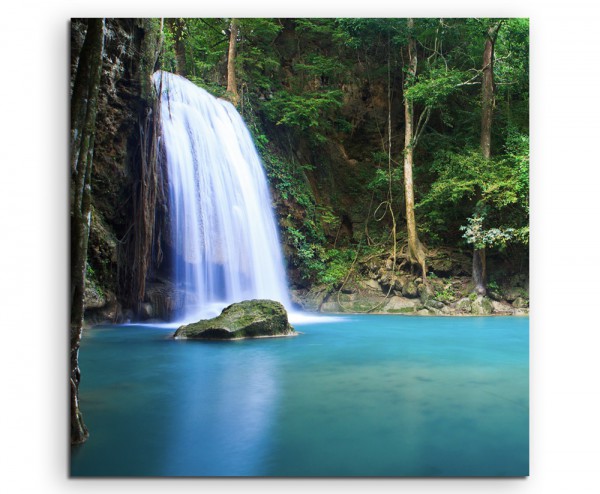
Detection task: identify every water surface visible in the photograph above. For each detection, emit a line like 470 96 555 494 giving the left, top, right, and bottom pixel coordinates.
71 315 528 477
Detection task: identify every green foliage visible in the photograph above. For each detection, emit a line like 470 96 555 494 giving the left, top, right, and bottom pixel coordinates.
503 128 530 215
404 68 465 108
319 248 357 285
85 262 104 297
262 151 314 207
236 18 283 93
419 123 529 247
159 17 529 281
181 19 229 79
295 55 346 82
86 263 95 279
187 76 227 99
434 285 456 303
286 229 357 286
262 90 344 140
159 22 178 73
460 214 516 250
487 279 500 292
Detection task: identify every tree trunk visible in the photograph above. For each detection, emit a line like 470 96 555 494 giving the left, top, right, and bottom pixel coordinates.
480 23 500 160
472 22 501 296
70 18 105 445
473 248 487 295
226 18 239 106
403 18 427 281
167 18 187 76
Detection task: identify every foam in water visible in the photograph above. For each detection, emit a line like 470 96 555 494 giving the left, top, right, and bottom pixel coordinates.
154 71 291 322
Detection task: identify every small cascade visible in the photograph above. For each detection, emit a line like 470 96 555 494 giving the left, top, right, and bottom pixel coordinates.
154 71 291 321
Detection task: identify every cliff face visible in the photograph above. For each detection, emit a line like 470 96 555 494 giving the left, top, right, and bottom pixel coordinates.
72 19 165 324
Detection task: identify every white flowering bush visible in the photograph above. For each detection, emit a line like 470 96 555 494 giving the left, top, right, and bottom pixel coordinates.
460 214 516 250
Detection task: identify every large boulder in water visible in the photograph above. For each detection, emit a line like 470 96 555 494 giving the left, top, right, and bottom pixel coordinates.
173 299 296 340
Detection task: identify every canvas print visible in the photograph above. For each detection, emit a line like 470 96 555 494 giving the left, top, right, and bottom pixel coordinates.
70 18 529 477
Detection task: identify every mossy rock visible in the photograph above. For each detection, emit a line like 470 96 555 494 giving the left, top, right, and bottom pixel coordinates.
402 281 419 298
418 283 434 304
471 296 494 315
291 286 330 311
512 297 529 309
174 299 296 340
504 287 522 303
425 298 445 310
383 296 419 313
456 297 472 313
84 281 106 310
386 307 416 314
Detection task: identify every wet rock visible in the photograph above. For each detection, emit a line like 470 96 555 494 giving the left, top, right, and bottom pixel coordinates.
319 301 343 312
84 290 122 326
512 297 529 309
504 288 522 303
292 286 330 311
84 283 106 310
362 279 383 291
425 298 445 310
491 300 514 315
383 296 419 313
402 281 419 298
340 283 358 294
378 271 395 291
393 276 406 292
174 299 296 340
487 289 503 301
418 283 434 304
471 296 493 315
456 298 472 313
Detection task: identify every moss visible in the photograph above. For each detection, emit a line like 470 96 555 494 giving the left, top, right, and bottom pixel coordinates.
174 299 295 340
386 307 415 314
138 19 163 101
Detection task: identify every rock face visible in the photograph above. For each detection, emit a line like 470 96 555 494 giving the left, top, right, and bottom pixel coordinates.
471 295 494 315
291 286 329 311
289 272 530 317
174 300 296 340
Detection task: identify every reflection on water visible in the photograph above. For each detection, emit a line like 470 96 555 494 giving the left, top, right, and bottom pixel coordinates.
71 315 528 477
164 345 278 475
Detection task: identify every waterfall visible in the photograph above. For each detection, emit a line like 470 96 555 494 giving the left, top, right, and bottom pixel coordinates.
154 71 291 322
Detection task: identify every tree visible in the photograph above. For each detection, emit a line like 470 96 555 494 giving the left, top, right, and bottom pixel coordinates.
166 18 188 76
226 18 239 105
70 18 105 444
473 20 502 295
403 18 427 281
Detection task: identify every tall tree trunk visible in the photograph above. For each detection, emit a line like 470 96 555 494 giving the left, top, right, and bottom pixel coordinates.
70 18 105 444
226 18 239 106
481 23 500 160
473 22 501 296
473 248 487 295
167 18 187 76
403 18 427 281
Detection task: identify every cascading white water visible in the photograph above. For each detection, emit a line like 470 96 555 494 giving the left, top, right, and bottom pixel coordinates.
154 71 291 322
